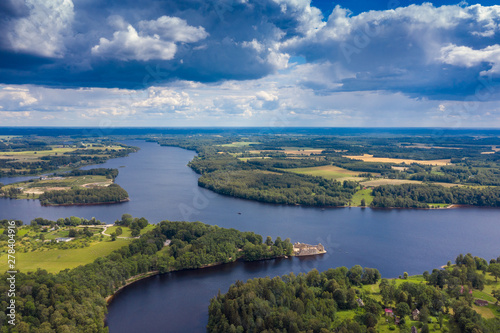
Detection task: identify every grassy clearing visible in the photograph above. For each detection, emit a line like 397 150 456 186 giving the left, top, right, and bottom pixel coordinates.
427 203 451 208
0 239 131 273
344 154 451 166
106 224 155 237
473 290 497 303
286 165 360 180
473 305 496 319
0 147 76 157
220 142 261 147
351 189 374 206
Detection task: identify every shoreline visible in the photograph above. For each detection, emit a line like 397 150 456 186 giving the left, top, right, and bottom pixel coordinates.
105 251 323 306
41 198 130 207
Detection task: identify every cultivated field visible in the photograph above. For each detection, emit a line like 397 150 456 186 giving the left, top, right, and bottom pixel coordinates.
285 165 361 180
345 154 451 166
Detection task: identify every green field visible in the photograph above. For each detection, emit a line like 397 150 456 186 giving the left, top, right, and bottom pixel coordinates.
285 165 361 180
106 224 156 237
351 189 374 206
0 239 131 273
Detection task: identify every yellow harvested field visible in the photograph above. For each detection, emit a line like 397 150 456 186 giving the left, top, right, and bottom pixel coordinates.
481 151 496 155
344 154 451 166
0 147 76 156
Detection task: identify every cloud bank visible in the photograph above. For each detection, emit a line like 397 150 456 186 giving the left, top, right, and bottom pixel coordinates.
1 1 500 127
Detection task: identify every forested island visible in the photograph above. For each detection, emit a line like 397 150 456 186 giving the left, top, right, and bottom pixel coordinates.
209 253 500 333
0 168 129 206
38 183 129 206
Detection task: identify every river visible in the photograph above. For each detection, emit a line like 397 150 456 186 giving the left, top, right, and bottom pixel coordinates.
1 140 499 332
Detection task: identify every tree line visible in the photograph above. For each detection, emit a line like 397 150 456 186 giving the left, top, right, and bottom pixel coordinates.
208 265 382 333
371 184 500 208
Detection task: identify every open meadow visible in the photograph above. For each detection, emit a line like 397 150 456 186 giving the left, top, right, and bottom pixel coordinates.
285 164 362 180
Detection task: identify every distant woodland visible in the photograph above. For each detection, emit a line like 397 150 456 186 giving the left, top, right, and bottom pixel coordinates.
152 132 500 208
209 253 500 333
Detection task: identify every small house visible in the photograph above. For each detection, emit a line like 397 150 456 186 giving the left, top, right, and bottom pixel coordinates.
411 326 417 333
474 300 488 307
385 308 394 317
412 308 420 320
356 298 364 307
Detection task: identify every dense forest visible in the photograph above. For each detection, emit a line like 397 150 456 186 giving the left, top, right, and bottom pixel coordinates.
0 219 293 332
38 184 129 206
189 155 357 206
209 254 500 333
371 184 500 208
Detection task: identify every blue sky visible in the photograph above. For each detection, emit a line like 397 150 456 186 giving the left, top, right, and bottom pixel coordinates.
0 0 500 127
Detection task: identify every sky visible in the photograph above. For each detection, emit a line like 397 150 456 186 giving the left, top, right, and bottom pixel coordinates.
1 0 500 127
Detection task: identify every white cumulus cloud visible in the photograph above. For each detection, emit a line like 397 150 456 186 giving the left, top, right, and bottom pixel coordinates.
92 16 208 61
6 0 74 58
439 44 500 75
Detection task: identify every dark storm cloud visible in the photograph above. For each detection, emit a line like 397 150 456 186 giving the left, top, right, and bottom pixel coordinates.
2 0 500 101
0 0 320 88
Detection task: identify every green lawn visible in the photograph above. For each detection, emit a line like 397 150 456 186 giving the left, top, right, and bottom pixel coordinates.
0 239 131 273
473 290 497 303
106 224 156 237
17 228 29 237
427 203 451 208
351 189 374 206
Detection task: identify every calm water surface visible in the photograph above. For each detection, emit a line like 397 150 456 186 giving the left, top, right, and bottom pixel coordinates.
1 140 499 332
